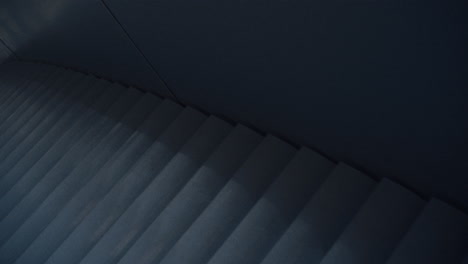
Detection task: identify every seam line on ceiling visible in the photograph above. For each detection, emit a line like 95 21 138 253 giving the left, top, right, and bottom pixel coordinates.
99 0 179 101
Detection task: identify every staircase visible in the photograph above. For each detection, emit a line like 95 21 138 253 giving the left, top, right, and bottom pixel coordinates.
0 61 466 264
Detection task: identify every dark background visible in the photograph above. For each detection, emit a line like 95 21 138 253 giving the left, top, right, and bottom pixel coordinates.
0 0 467 210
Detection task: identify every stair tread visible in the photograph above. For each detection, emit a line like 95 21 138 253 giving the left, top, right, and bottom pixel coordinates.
0 65 42 115
0 79 116 195
44 107 206 264
0 86 142 212
159 135 296 264
0 62 30 96
80 116 232 264
1 66 59 118
260 163 376 264
0 93 161 264
0 85 137 202
0 64 45 99
0 75 105 180
0 67 56 126
0 70 31 103
386 198 468 264
0 62 465 264
0 67 59 132
117 124 262 264
14 100 183 264
207 147 335 264
0 72 89 166
0 63 30 89
1 69 64 122
0 76 22 103
320 178 425 264
0 86 136 245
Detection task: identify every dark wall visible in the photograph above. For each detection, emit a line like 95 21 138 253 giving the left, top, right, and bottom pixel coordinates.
0 0 467 209
0 0 173 97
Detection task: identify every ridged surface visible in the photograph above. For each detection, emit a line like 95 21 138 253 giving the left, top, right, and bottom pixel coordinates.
319 179 425 264
0 61 466 264
386 199 468 264
260 163 376 264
